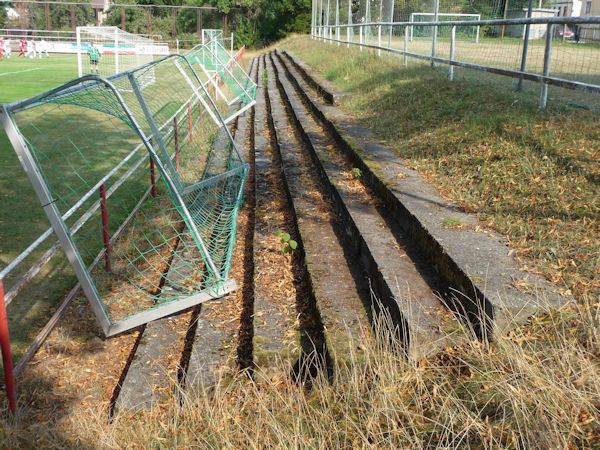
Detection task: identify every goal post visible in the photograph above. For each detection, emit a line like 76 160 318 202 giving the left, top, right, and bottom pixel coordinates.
76 26 170 77
410 13 481 43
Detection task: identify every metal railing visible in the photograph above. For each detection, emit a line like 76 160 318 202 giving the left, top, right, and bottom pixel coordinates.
312 16 600 109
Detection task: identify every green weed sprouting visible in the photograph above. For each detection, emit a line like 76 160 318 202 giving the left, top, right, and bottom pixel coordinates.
351 167 362 179
275 229 298 254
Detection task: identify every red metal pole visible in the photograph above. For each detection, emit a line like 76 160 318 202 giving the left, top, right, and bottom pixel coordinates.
187 103 192 142
0 280 17 414
99 184 111 272
173 117 180 171
149 158 157 198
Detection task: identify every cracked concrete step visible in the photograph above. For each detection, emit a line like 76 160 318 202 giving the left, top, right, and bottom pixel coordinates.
277 48 570 338
251 55 302 373
264 54 372 367
270 51 466 360
185 58 257 388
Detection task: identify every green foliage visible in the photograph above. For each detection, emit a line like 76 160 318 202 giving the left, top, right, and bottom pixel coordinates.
351 167 362 179
0 3 7 29
235 15 260 49
99 0 310 48
275 229 298 255
324 69 337 81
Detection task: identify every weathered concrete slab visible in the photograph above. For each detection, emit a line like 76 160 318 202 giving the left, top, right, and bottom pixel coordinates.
113 242 194 412
186 59 257 387
266 54 372 365
250 55 301 373
271 52 464 360
277 49 571 338
280 49 345 106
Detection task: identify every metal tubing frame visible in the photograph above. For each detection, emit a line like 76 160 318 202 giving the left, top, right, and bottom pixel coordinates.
449 25 456 81
540 23 553 108
315 17 600 97
1 105 113 335
1 62 243 336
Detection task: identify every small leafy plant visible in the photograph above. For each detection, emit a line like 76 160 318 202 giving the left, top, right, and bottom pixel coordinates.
275 229 298 254
351 167 362 179
262 70 268 86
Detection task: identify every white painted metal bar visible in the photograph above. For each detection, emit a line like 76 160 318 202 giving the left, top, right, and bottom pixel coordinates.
540 23 553 108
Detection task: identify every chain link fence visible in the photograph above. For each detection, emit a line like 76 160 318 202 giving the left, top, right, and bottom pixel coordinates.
311 0 600 110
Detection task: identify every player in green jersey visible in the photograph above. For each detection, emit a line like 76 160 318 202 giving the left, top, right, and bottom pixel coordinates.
87 44 101 74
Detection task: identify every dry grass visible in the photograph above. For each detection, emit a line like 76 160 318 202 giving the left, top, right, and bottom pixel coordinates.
281 35 599 301
1 297 597 449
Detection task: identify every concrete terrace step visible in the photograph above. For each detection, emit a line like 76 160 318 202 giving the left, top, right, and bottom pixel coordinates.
251 55 302 373
264 55 372 367
278 48 571 338
270 51 464 360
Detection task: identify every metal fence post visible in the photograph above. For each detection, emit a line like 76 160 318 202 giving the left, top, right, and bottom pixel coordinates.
378 24 382 56
0 280 17 414
449 25 456 80
388 24 393 49
404 25 408 66
540 23 553 108
335 0 340 46
518 0 534 90
431 0 439 68
99 184 111 272
149 158 157 198
359 25 363 51
347 25 350 48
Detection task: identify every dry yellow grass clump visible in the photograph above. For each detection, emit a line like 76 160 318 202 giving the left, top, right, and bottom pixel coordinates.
1 299 595 449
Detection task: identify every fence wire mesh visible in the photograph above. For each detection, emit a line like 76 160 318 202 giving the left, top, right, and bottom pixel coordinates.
313 0 600 110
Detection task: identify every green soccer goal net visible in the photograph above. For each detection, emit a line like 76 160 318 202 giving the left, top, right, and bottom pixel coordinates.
185 41 257 117
1 54 248 336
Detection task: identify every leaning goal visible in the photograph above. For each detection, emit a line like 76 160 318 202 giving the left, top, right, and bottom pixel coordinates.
76 26 170 77
410 13 481 43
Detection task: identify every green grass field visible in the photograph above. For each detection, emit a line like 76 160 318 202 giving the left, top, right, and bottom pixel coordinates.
0 55 83 360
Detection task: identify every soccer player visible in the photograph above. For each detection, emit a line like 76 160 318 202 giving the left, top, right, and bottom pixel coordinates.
4 38 12 58
87 43 101 74
0 37 4 60
40 39 49 57
26 39 36 58
35 40 48 58
18 38 26 57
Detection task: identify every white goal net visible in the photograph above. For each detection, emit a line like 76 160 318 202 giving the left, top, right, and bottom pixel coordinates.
76 26 170 78
410 13 481 43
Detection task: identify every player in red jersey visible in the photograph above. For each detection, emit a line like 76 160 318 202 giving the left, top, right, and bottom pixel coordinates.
19 38 26 56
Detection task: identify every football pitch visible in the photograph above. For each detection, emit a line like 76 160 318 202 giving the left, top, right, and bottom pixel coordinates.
0 55 81 358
